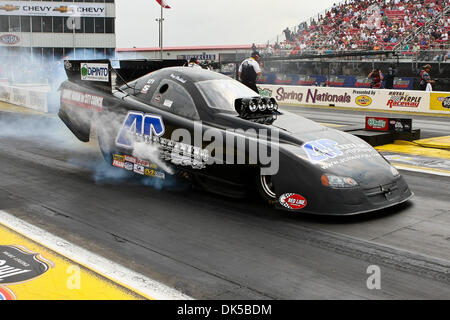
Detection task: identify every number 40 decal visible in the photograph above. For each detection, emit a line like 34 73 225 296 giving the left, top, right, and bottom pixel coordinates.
302 139 344 163
116 111 165 148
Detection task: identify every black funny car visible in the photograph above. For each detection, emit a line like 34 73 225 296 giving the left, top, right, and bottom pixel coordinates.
58 59 413 215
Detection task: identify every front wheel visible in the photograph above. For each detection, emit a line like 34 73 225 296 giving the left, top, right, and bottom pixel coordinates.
256 174 277 204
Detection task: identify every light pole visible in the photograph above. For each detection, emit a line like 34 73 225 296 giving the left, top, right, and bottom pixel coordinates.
155 0 170 60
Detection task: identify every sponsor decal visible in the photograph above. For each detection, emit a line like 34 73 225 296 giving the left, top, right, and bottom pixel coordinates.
275 87 352 104
0 5 19 12
144 168 165 180
112 159 125 169
137 159 149 167
154 94 162 103
154 171 165 179
163 99 173 108
302 139 376 169
116 111 165 149
113 154 125 162
306 89 351 104
112 154 165 177
442 97 450 109
365 117 389 131
80 63 109 82
115 112 208 169
140 79 155 94
133 164 145 175
355 95 372 107
388 119 412 132
0 1 105 17
0 286 16 300
386 91 421 108
0 34 20 45
124 155 136 164
61 89 103 112
279 193 307 210
276 87 303 102
430 93 450 112
170 74 187 84
124 162 134 171
0 245 53 285
177 53 217 61
258 87 272 98
53 5 73 13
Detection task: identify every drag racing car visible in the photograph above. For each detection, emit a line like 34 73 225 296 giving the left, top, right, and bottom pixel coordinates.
58 59 413 215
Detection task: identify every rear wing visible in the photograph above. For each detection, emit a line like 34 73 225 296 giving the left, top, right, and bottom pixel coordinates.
63 59 187 93
114 59 187 86
64 60 112 93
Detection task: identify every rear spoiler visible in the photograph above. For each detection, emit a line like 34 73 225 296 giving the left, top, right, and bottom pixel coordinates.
115 59 187 86
64 59 112 93
63 59 187 93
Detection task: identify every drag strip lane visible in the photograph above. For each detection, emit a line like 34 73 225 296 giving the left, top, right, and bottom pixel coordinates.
0 138 449 299
1 110 449 299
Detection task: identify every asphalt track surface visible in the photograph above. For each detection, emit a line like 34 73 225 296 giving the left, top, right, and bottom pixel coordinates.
0 108 449 299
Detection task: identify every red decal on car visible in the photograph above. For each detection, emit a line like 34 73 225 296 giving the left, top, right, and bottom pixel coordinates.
279 193 307 210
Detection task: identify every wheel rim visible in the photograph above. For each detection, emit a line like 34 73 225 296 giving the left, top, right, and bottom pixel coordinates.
260 175 276 199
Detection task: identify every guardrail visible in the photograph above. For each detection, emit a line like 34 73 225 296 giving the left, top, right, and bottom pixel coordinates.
0 84 50 113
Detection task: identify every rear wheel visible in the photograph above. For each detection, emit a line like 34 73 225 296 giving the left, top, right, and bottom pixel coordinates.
95 126 115 164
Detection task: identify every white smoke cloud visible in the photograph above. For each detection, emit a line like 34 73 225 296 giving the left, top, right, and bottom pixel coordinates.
0 47 181 191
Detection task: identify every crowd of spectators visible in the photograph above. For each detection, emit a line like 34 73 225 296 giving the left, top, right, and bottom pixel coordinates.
266 0 449 57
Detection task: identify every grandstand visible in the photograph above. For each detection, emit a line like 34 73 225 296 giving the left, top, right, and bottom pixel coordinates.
247 0 449 91
266 0 449 59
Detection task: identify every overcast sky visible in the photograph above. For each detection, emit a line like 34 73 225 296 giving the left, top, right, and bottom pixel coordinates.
116 0 338 49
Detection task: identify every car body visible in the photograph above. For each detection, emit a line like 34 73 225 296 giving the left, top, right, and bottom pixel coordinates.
59 59 413 215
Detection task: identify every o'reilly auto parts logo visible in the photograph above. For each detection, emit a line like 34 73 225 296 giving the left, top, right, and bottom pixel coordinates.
0 245 53 285
367 118 386 128
81 63 109 82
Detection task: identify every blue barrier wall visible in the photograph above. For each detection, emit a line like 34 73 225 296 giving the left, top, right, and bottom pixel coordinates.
256 73 414 90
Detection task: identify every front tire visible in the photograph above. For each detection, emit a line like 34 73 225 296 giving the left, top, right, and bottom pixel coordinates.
256 174 277 204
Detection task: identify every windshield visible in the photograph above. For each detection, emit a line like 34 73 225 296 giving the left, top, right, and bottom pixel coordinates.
196 79 259 112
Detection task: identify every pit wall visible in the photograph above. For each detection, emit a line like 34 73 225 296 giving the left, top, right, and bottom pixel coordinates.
0 84 49 113
257 85 450 115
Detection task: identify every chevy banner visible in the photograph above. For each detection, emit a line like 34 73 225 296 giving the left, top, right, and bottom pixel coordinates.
0 1 106 17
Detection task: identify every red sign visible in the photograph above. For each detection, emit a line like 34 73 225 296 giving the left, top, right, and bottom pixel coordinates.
279 193 307 210
365 117 389 131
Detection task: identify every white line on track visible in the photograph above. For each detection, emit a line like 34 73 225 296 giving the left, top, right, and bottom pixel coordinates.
392 163 450 177
0 210 192 300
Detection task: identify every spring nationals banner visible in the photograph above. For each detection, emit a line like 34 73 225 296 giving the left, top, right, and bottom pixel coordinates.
0 1 106 17
256 84 450 114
